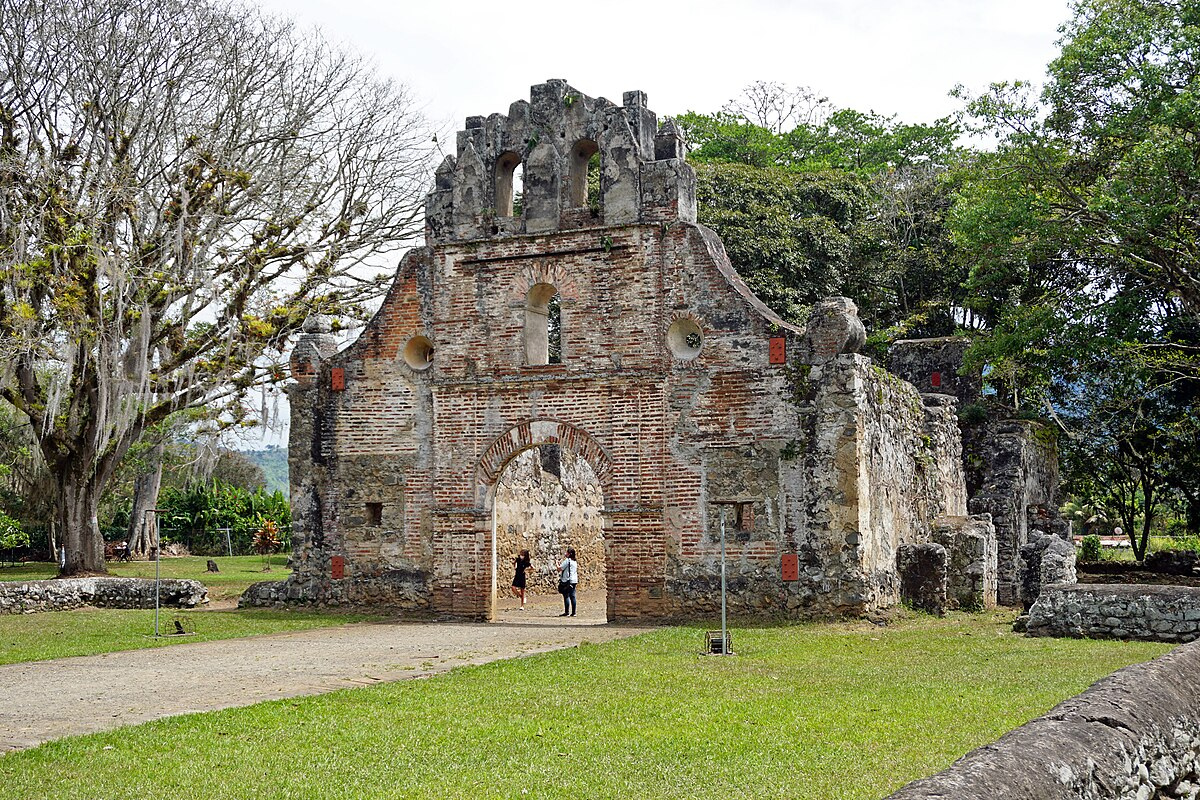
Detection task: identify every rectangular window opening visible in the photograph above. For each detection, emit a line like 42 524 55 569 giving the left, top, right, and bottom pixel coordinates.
366 502 383 527
735 502 754 532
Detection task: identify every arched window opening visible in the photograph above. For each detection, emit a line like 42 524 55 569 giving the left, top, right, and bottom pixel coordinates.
568 139 599 208
495 151 523 217
525 282 562 365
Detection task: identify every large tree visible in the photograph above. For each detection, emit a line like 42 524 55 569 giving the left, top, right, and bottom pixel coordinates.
679 85 967 335
0 0 435 574
952 0 1200 540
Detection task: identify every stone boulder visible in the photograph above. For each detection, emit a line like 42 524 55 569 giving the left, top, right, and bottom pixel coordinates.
801 297 866 364
1019 532 1077 611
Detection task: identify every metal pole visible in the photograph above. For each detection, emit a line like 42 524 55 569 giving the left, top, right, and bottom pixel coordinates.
224 528 233 558
144 508 168 637
149 509 160 637
720 507 728 655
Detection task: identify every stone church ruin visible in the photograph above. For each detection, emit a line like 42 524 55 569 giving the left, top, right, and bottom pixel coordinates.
243 81 1063 622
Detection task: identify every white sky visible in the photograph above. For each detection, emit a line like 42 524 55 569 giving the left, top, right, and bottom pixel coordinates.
240 0 1075 450
256 0 1073 128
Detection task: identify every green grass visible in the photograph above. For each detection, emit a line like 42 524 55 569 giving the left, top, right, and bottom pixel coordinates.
0 607 370 665
0 611 1171 799
0 555 290 601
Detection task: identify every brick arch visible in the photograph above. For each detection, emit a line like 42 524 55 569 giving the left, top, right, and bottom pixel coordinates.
476 418 612 490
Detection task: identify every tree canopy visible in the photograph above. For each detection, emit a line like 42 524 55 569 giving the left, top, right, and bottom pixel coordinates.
0 0 436 573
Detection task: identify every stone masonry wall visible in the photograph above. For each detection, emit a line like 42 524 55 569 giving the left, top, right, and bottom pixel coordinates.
1027 584 1200 643
494 446 605 593
965 419 1063 606
932 514 998 611
887 638 1200 799
0 578 207 614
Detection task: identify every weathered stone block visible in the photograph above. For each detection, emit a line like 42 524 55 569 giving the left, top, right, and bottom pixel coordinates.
898 543 948 616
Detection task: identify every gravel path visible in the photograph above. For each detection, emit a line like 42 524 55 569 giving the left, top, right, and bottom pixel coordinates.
0 590 648 752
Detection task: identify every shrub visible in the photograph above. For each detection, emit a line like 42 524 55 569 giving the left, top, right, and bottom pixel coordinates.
958 402 989 426
1165 519 1191 538
0 511 30 565
1079 534 1102 562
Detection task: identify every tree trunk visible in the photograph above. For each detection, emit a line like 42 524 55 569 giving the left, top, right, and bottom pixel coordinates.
128 442 166 558
57 477 106 576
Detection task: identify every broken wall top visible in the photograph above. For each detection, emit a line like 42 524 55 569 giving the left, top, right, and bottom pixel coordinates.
425 80 697 243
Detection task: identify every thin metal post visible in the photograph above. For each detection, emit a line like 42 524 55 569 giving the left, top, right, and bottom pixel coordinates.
144 508 168 638
149 510 160 637
720 506 728 655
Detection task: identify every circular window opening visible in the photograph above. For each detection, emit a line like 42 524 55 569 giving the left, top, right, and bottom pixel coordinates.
403 335 434 371
667 319 703 360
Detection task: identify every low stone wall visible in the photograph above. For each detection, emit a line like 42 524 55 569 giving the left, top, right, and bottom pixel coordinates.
1026 583 1200 643
0 577 208 614
239 568 433 613
886 638 1200 799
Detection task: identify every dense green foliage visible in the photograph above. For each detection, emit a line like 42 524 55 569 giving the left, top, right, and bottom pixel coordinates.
952 0 1200 545
0 613 1168 799
681 91 968 341
153 482 290 556
1080 534 1103 562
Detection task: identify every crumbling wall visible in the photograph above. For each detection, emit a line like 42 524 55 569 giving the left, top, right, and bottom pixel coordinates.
1020 531 1077 610
932 514 998 611
0 578 207 614
888 337 980 401
966 420 1063 606
897 542 948 615
782 354 967 616
493 446 605 593
272 83 976 623
887 638 1200 799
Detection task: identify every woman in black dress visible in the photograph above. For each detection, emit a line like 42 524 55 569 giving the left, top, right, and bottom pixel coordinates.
510 549 532 609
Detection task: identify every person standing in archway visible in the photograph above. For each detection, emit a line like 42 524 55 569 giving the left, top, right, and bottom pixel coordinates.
558 548 578 617
511 549 532 610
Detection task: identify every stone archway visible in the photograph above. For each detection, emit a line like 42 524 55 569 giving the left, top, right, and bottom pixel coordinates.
478 420 613 621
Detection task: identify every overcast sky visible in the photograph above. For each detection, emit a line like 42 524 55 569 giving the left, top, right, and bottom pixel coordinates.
239 0 1076 449
256 0 1075 130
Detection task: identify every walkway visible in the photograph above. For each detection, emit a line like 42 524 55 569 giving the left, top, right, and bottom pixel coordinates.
0 589 644 752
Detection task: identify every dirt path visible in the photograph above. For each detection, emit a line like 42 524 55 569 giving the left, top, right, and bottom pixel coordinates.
0 589 648 753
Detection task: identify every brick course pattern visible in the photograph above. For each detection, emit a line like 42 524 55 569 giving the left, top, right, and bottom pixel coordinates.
249 81 972 621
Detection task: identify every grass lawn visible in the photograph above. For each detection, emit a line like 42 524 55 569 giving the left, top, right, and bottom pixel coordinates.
0 555 290 601
0 607 371 665
0 611 1171 799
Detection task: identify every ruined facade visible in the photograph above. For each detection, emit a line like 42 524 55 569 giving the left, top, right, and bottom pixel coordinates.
249 82 973 622
889 337 1068 606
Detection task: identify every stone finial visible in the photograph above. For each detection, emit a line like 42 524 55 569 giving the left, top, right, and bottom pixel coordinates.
302 314 332 334
800 297 867 364
655 118 686 161
290 324 340 387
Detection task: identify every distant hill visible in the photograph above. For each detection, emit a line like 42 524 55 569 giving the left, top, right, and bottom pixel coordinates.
240 447 289 496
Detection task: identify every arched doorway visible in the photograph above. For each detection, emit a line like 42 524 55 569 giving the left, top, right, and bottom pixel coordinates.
477 419 612 623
